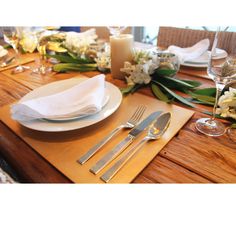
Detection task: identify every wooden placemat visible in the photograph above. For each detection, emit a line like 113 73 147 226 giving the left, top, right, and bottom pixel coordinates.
0 90 194 183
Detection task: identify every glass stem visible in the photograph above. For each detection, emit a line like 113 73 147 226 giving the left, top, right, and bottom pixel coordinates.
212 83 222 120
13 46 23 67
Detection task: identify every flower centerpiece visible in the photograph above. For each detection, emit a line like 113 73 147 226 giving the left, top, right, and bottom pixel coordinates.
44 29 110 72
120 50 205 108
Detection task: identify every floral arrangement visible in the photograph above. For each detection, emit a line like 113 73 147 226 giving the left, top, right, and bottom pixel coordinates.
120 50 216 108
42 29 110 72
19 31 38 53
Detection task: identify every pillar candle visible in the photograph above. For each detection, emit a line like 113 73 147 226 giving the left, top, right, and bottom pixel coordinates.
110 34 133 79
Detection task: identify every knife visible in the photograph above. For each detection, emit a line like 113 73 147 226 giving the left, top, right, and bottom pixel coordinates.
100 112 171 183
90 111 163 174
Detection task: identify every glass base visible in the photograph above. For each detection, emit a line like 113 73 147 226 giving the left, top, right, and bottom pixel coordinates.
11 65 30 74
227 128 236 143
195 118 226 137
32 65 52 75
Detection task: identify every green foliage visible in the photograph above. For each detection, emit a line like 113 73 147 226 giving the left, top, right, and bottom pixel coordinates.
53 63 97 72
153 80 195 108
151 83 171 103
47 53 95 64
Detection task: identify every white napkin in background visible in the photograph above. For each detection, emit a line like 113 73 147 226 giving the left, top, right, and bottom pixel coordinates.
167 39 210 63
11 74 106 121
64 29 97 48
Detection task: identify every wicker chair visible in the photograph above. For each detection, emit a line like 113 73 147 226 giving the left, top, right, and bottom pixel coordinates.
157 27 236 54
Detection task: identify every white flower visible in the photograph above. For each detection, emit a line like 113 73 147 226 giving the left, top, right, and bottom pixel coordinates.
19 32 38 53
95 49 111 71
121 51 159 85
64 29 97 56
216 87 236 120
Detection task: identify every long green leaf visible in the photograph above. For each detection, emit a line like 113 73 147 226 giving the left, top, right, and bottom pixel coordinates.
53 63 97 72
189 92 215 102
155 68 177 77
120 85 135 95
193 87 216 96
151 83 171 102
153 75 196 93
47 54 94 64
153 81 195 108
190 99 215 106
164 76 196 88
130 84 144 93
179 79 202 87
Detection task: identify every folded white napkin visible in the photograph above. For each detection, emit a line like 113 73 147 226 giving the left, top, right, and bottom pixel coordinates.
11 74 106 121
167 39 210 63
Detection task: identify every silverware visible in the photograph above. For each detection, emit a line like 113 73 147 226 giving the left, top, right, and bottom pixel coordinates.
101 112 171 183
90 111 163 174
77 105 146 165
0 57 15 68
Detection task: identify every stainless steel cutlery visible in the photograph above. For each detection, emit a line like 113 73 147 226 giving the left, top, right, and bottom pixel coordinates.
89 111 163 174
100 112 171 182
77 105 146 165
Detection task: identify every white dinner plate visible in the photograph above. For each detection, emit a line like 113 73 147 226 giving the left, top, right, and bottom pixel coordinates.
18 78 122 132
181 48 228 68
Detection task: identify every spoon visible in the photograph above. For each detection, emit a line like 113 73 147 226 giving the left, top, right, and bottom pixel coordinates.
100 112 171 183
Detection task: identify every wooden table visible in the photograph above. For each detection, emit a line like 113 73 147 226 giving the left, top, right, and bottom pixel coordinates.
0 52 236 183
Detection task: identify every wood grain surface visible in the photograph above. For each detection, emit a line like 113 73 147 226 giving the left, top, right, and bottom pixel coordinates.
0 51 235 183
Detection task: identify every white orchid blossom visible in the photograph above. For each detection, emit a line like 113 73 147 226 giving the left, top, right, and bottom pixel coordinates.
216 87 236 120
121 50 160 85
19 32 38 53
64 29 97 56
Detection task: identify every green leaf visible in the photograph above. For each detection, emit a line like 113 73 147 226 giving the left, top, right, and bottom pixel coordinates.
67 51 80 59
202 110 225 119
230 123 236 129
53 63 97 72
193 87 216 96
179 79 202 88
151 83 171 103
190 99 215 106
120 85 135 95
155 68 177 77
152 75 197 93
188 92 215 105
153 81 195 108
130 84 144 93
47 54 94 64
3 44 12 49
163 76 196 88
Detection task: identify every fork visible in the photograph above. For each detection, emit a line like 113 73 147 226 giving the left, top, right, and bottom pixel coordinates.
77 105 146 164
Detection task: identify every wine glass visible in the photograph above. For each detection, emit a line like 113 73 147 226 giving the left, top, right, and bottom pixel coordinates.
195 28 236 137
1 27 30 74
107 26 127 36
32 30 52 75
